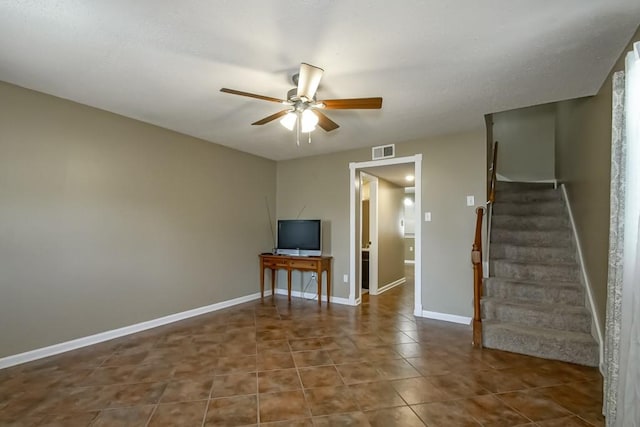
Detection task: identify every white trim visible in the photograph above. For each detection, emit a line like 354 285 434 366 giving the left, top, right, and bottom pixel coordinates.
0 291 265 370
372 277 405 295
349 163 357 306
369 176 379 294
404 260 415 264
350 155 422 315
560 183 604 368
272 288 352 305
496 175 558 187
420 310 472 325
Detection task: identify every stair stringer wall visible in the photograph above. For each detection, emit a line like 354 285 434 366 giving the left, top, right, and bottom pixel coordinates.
560 183 604 371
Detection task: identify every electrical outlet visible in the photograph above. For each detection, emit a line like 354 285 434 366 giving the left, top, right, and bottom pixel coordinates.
466 195 475 206
343 274 348 283
311 272 317 279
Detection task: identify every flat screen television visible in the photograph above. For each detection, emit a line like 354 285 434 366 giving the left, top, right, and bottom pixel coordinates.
276 219 322 256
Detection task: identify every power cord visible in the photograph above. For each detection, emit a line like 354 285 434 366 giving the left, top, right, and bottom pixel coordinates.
302 273 319 301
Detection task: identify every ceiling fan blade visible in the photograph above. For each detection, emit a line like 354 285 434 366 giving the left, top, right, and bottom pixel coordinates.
321 97 383 109
296 63 324 100
251 110 291 125
220 88 285 104
314 110 340 132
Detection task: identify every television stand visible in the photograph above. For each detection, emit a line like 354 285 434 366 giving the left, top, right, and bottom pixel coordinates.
259 254 333 305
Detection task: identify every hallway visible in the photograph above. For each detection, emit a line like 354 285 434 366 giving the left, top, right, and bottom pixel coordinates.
0 270 603 426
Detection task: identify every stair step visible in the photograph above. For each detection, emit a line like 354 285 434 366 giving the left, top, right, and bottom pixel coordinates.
481 298 591 333
491 229 572 247
498 189 562 203
490 244 576 264
491 259 580 282
493 201 565 216
483 277 584 306
482 321 599 367
492 214 569 231
496 181 555 192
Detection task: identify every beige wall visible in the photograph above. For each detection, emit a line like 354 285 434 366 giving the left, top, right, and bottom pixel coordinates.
555 26 640 334
0 82 276 358
494 104 556 182
376 179 405 288
277 130 486 316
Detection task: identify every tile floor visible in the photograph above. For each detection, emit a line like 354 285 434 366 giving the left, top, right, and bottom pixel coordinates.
0 268 604 426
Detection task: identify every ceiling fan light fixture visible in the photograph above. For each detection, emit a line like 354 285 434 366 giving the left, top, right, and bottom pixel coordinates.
279 112 297 131
301 109 319 133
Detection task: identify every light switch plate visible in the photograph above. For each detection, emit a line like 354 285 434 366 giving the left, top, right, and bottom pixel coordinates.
424 212 431 222
343 274 348 283
467 196 475 206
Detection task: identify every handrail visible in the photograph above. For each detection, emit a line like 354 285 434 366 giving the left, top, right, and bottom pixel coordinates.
472 207 485 347
488 141 498 203
471 140 498 348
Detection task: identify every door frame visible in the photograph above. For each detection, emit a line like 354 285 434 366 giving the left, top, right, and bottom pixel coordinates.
349 154 423 315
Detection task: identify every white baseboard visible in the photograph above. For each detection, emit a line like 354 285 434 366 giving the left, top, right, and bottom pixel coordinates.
420 310 472 325
373 277 406 295
0 291 266 370
496 175 557 186
560 184 604 369
272 288 352 305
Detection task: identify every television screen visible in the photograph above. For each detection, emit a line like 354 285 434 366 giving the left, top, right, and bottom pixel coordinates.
277 219 321 256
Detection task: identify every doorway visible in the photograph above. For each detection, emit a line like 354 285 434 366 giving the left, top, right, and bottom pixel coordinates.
349 155 423 316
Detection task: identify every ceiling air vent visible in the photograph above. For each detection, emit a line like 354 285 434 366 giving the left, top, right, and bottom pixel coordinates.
372 144 395 160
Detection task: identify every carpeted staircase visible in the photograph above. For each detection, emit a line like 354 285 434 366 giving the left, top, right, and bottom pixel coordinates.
481 181 599 366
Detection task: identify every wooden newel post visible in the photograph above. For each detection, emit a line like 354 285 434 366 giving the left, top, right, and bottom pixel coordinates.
472 206 485 348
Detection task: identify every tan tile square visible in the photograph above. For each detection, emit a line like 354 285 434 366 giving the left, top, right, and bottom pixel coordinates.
497 389 571 421
292 350 333 367
259 390 310 423
457 394 531 426
258 353 295 371
92 405 155 426
160 378 213 402
106 382 167 408
391 377 449 404
148 400 207 426
336 362 383 384
37 412 98 427
365 406 425 427
411 401 481 426
205 394 257 426
304 386 359 416
257 339 291 354
536 416 595 426
211 372 257 398
349 381 406 411
327 348 367 364
299 366 343 389
289 338 326 352
375 359 421 380
258 369 302 393
216 355 257 375
312 411 371 426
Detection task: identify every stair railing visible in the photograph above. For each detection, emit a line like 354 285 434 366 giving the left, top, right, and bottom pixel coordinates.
472 141 498 347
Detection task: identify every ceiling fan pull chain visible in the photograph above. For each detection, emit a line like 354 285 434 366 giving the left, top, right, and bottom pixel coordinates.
296 117 301 147
308 132 312 144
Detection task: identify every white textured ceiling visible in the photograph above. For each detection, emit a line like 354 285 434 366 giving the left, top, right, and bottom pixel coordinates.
1 1 638 161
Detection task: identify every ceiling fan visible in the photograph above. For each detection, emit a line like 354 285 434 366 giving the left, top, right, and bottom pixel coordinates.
220 63 383 145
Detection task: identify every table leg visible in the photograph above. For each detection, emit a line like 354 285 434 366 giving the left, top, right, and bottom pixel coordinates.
327 264 331 304
287 268 292 302
271 269 276 300
260 265 265 300
317 266 322 306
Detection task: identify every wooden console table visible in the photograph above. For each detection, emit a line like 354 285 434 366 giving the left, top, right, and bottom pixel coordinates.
259 254 332 305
